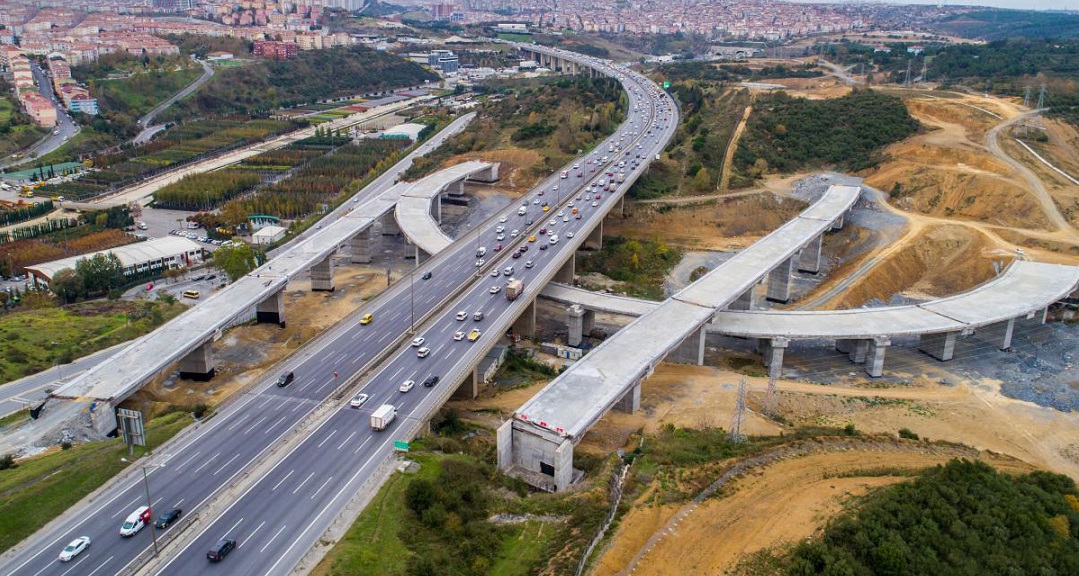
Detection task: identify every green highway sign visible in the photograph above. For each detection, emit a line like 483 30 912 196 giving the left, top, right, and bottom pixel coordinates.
663 81 671 89
394 440 409 452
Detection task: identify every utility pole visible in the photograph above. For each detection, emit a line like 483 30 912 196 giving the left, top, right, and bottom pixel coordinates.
1037 83 1047 110
764 373 778 417
728 378 748 443
920 59 927 84
904 59 912 88
1023 85 1033 109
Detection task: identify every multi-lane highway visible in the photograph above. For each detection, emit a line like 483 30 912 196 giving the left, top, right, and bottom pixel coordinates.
1 48 675 576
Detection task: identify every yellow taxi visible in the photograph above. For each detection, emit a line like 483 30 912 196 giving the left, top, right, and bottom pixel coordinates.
528 235 536 242
542 205 550 212
360 313 373 325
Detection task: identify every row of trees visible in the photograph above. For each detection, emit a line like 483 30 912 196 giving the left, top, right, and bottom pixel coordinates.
0 229 134 277
0 201 54 227
50 253 125 303
153 169 261 210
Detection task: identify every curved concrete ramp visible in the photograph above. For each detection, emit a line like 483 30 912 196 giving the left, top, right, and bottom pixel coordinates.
394 160 498 256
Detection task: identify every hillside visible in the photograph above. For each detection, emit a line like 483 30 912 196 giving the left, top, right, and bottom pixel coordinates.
928 9 1079 41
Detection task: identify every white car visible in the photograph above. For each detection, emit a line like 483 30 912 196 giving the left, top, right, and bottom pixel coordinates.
499 216 507 223
58 536 90 562
591 201 599 207
416 347 431 358
490 269 500 277
549 219 557 226
562 216 569 222
496 234 505 241
510 230 519 238
411 337 425 347
549 235 559 244
399 380 415 393
490 285 501 294
567 231 575 238
456 310 468 321
557 211 565 217
525 260 534 269
454 330 466 341
475 259 485 267
496 225 505 233
349 393 369 408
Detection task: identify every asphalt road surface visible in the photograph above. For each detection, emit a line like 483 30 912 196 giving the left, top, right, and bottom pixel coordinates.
0 61 79 170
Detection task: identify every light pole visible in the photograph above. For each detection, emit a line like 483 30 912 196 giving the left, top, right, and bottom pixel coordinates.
409 269 415 334
121 458 163 556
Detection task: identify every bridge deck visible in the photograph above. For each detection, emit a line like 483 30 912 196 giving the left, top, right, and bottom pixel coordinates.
394 160 493 255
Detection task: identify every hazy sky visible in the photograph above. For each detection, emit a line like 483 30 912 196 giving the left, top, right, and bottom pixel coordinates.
794 0 1076 10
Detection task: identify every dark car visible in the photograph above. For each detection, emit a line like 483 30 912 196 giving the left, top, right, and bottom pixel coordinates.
206 539 236 562
421 271 432 280
276 371 295 387
423 375 440 388
539 244 548 251
155 508 182 529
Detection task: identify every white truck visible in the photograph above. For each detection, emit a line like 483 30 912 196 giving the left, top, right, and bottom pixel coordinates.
370 404 397 431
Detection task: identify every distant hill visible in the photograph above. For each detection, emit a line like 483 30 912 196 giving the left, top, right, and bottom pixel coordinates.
929 9 1079 41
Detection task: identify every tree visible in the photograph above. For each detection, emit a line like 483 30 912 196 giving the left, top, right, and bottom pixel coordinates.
213 240 257 282
51 268 81 303
74 252 124 296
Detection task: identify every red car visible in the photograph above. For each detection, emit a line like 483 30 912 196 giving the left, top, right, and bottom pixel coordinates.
512 251 522 259
539 228 547 235
493 243 503 251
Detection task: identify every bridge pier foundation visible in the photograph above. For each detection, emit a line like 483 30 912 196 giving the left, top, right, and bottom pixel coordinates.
512 298 537 340
584 220 603 250
566 304 594 347
431 193 443 224
256 289 286 327
979 318 1015 350
760 337 789 378
453 366 481 400
866 336 890 378
554 252 575 284
350 227 375 264
179 340 215 381
797 234 822 274
919 331 958 361
836 338 869 364
311 253 335 292
830 213 845 231
766 257 794 303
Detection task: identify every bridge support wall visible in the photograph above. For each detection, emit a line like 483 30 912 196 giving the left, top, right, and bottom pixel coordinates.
836 338 869 364
728 287 756 311
585 220 603 250
760 337 789 378
919 331 958 361
256 289 286 326
566 304 595 347
179 340 215 381
381 212 401 236
797 234 822 274
512 298 537 340
615 380 641 413
766 257 794 303
311 253 335 292
670 325 706 365
831 213 845 231
499 421 574 492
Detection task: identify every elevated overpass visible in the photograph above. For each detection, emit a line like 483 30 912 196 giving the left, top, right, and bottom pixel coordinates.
394 160 499 258
540 259 1079 378
53 113 477 435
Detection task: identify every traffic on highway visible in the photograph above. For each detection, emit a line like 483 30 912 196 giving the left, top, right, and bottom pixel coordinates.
0 46 677 576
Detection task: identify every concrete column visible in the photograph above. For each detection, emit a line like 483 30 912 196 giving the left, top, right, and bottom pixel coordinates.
350 227 374 264
838 338 869 364
256 288 286 327
553 252 575 284
979 318 1016 350
432 194 442 224
496 419 513 471
381 212 401 236
866 336 890 378
728 287 755 311
830 213 845 231
554 438 574 492
797 234 823 274
447 180 466 196
512 298 537 340
761 337 789 378
567 304 586 347
919 331 958 361
310 253 335 292
179 340 215 381
583 309 595 335
615 380 641 413
672 325 706 365
453 366 480 400
585 220 603 250
766 257 794 303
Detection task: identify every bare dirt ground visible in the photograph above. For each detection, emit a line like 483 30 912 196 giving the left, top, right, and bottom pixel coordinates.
762 76 852 100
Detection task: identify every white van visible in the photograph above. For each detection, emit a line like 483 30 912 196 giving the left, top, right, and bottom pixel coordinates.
120 506 151 537
517 206 527 216
476 246 486 257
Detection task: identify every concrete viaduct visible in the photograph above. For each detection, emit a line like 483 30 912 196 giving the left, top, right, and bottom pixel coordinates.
394 160 499 261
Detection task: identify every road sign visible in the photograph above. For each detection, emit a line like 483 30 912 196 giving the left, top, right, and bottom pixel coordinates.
393 440 409 453
663 81 671 89
118 408 146 448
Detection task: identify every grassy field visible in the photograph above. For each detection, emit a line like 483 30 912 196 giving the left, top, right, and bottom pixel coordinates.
578 236 683 299
90 66 203 119
0 300 186 384
0 96 48 159
0 410 192 552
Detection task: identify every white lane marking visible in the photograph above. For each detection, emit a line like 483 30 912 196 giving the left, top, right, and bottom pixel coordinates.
221 517 243 540
292 472 315 495
189 452 219 476
389 365 406 382
259 397 273 409
271 469 295 492
84 556 114 576
226 416 248 432
278 398 290 411
313 378 336 395
260 525 287 554
213 454 241 476
315 429 337 449
171 451 201 473
243 416 269 435
238 521 265 548
336 430 358 451
152 497 163 508
174 498 185 507
112 498 139 518
353 436 373 456
310 476 334 500
57 555 88 576
290 401 303 412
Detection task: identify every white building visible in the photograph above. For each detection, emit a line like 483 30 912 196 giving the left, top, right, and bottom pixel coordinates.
25 237 203 286
252 225 287 245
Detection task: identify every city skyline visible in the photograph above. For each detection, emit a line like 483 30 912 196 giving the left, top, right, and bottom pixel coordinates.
795 0 1077 11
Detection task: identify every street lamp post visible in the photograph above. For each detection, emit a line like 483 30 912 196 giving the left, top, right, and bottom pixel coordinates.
123 458 162 556
409 270 415 334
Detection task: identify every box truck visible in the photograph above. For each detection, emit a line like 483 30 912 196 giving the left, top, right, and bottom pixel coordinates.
370 404 397 431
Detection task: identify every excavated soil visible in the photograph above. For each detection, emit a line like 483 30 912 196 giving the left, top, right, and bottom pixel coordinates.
443 148 545 197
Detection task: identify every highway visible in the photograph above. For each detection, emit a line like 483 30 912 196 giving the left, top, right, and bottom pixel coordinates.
0 49 673 576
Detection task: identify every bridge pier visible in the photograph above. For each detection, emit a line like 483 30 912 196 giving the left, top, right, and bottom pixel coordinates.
498 421 574 492
671 325 706 365
615 380 641 413
797 235 822 274
831 213 845 231
350 227 375 264
728 287 756 311
760 337 789 378
413 244 429 266
311 253 335 292
766 257 794 303
432 193 443 224
179 340 215 381
836 338 869 364
584 220 603 250
866 336 890 378
380 212 401 236
566 304 594 347
256 288 286 326
512 298 537 340
919 331 958 361
978 318 1015 350
554 252 575 284
453 366 482 400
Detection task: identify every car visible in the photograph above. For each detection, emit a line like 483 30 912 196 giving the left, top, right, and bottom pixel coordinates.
525 260 534 268
529 235 537 242
467 329 482 342
192 274 207 282
494 244 503 251
557 211 565 217
552 185 559 191
360 313 373 325
576 213 583 220
456 310 468 321
416 347 431 358
489 285 501 294
499 216 507 223
563 216 570 222
532 198 540 205
120 506 151 537
454 330 466 341
421 271 432 280
595 194 602 199
539 244 548 251
422 375 440 387
520 244 529 252
155 508 182 529
503 266 515 276
568 202 575 207
539 228 547 235
399 379 416 393
537 190 544 196
473 311 484 321
58 537 90 562
349 392 370 408
567 231 575 238
496 225 505 233
550 235 559 244
206 539 236 562
549 219 557 226
496 234 505 241
511 230 519 238
276 371 295 387
411 337 425 347
475 259 485 267
542 205 550 213
592 201 599 207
